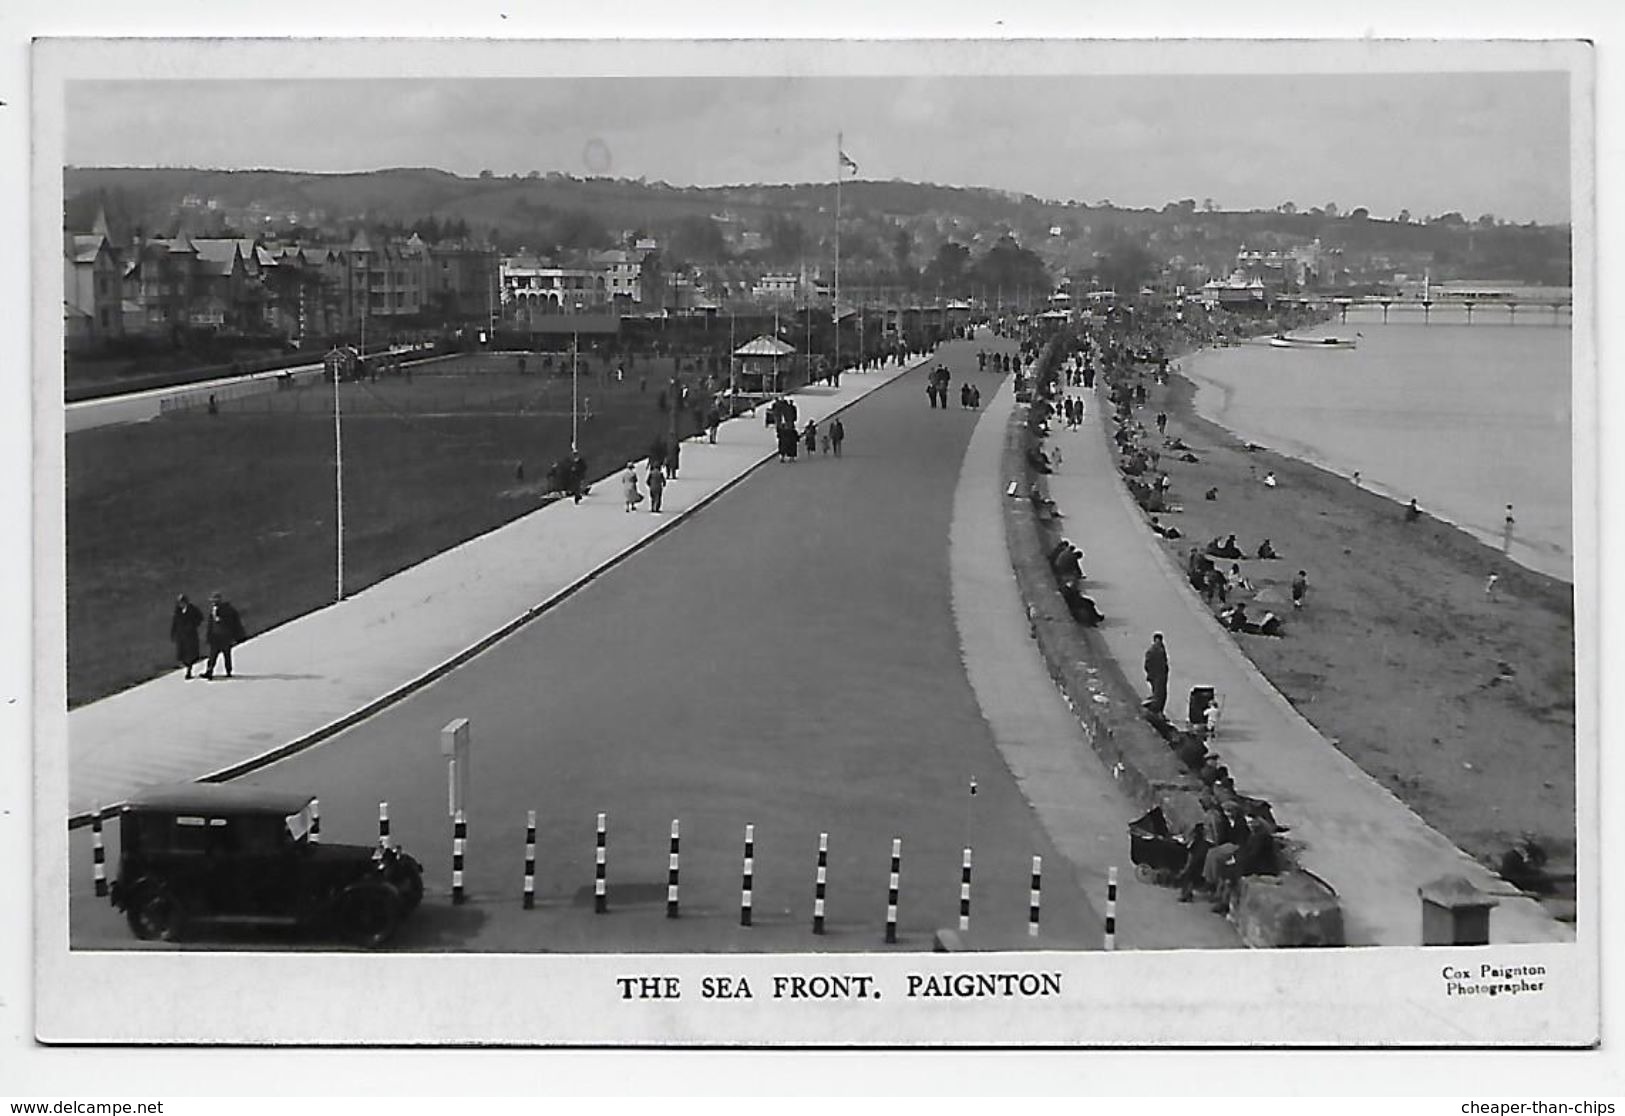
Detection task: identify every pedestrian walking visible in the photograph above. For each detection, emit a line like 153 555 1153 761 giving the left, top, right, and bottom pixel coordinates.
170 593 203 679
926 381 939 409
820 430 831 455
831 418 845 458
803 421 817 457
971 384 981 408
1156 411 1167 434
1143 632 1170 717
1502 505 1515 554
706 407 721 445
201 592 246 680
567 449 588 503
621 463 643 512
960 383 972 409
667 440 680 479
646 462 666 513
1291 569 1309 610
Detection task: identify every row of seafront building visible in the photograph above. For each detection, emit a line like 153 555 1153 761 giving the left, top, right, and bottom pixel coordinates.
65 209 890 357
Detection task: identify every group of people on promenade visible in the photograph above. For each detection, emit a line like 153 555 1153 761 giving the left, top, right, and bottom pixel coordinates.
1023 312 1295 921
976 350 1021 375
169 591 247 680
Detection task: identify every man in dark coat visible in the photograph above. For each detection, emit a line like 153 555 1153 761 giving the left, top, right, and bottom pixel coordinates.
567 450 588 504
1143 631 1170 716
202 592 247 680
170 594 203 679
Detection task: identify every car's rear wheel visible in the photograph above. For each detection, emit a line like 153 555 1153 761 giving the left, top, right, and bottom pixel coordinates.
338 881 401 948
127 885 185 942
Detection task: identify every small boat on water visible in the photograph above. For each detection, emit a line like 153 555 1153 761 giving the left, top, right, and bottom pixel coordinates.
1269 334 1358 349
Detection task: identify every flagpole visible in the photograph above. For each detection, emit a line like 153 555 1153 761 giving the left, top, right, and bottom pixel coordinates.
834 132 842 381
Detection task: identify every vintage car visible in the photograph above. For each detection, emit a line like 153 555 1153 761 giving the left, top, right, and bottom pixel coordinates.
108 784 424 948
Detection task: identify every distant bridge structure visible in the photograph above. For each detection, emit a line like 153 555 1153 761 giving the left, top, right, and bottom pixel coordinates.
1277 291 1572 325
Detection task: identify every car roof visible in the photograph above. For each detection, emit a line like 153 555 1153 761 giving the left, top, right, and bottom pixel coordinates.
124 782 314 816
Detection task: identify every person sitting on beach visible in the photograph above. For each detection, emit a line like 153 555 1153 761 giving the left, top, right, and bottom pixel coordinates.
1405 498 1422 522
1149 516 1182 540
1204 486 1219 501
1220 601 1249 633
1255 611 1285 637
1256 538 1279 560
1228 563 1253 593
1263 471 1278 488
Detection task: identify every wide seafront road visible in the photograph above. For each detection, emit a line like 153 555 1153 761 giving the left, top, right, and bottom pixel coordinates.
71 339 1106 952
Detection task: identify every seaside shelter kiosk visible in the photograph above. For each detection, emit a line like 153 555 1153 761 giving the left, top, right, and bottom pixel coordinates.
732 334 798 394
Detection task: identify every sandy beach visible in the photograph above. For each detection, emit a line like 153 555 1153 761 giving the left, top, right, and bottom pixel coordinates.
1133 367 1576 880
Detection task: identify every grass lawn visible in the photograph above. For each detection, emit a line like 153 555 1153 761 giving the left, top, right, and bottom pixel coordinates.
65 353 716 707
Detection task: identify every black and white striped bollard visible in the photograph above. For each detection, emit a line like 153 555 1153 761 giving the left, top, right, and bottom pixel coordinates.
594 813 608 914
451 809 467 905
666 820 681 918
522 810 536 909
309 797 321 844
378 802 391 850
740 824 755 927
92 808 107 898
1029 856 1043 938
884 838 901 944
958 848 972 932
812 833 828 935
1104 865 1118 951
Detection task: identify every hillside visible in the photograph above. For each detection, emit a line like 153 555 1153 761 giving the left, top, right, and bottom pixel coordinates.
63 166 1572 287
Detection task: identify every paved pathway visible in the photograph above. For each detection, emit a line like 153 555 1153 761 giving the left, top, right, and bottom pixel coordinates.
1040 388 1571 945
66 357 921 820
951 374 1238 950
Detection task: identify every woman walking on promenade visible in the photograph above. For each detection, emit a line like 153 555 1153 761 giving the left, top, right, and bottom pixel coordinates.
621 463 643 512
170 593 203 679
803 421 818 457
830 418 845 457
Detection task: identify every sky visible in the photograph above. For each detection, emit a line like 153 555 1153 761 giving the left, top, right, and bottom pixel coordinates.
65 70 1573 224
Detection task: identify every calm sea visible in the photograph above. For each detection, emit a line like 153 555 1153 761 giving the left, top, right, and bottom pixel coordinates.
1182 307 1575 582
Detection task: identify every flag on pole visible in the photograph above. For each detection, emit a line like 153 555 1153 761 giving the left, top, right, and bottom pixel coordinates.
839 148 859 175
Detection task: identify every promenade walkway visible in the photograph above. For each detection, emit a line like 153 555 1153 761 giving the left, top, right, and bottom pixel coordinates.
65 357 922 821
952 374 1238 950
1040 390 1572 946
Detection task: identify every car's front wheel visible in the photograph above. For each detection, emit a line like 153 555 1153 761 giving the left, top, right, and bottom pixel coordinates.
127 884 185 943
392 866 424 914
338 881 402 949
